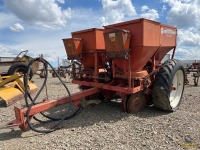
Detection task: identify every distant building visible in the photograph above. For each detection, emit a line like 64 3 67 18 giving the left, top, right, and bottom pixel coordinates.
0 57 15 62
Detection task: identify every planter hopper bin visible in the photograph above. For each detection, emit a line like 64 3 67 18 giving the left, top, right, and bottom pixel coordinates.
62 38 83 59
104 29 131 58
71 28 105 68
104 18 177 78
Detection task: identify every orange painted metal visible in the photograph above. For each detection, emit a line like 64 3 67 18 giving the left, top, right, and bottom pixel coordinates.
72 80 143 94
160 24 177 46
104 18 177 72
114 70 148 79
72 28 105 52
6 88 101 130
157 24 177 60
71 28 105 68
62 19 177 113
62 38 83 59
81 51 104 68
104 30 131 54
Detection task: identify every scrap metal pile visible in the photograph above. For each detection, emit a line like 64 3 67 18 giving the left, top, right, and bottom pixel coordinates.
185 62 200 86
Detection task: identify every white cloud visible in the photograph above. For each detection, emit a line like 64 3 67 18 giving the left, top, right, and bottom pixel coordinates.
56 0 65 4
0 7 103 66
100 0 137 25
141 5 149 12
163 0 200 58
10 23 24 32
1 0 199 63
178 29 200 47
175 47 200 60
162 5 167 13
163 0 200 29
0 25 73 64
140 6 159 20
63 8 73 19
5 0 72 29
0 42 63 65
0 45 19 56
0 12 19 29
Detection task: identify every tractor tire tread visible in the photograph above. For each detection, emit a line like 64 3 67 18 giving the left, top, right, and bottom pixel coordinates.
8 62 33 80
152 59 185 111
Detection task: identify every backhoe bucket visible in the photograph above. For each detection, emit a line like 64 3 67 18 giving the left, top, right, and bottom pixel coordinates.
0 74 37 107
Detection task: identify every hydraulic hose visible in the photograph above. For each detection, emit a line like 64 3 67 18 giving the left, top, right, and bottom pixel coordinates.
24 57 81 133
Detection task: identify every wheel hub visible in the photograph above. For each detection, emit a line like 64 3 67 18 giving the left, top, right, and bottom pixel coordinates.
126 91 147 113
169 70 184 108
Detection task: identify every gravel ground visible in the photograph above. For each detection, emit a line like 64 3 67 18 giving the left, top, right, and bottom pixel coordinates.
0 75 199 150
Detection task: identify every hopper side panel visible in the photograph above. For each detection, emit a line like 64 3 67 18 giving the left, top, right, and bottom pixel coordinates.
72 28 105 51
160 25 177 47
105 19 144 47
112 46 160 71
156 47 175 63
130 46 160 70
143 20 160 46
95 29 105 50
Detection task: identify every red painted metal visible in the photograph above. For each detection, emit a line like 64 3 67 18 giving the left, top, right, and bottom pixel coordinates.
62 38 83 59
72 28 105 68
72 80 143 94
171 86 176 91
61 18 177 115
104 29 131 54
72 28 105 52
7 88 101 130
104 18 177 72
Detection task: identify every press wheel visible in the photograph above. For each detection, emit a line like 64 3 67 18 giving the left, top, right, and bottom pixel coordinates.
126 91 147 113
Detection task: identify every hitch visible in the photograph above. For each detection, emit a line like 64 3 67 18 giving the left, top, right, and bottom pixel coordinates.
6 88 101 131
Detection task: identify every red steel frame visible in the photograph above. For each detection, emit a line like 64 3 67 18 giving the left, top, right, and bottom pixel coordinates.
5 46 173 131
6 88 101 130
6 52 146 130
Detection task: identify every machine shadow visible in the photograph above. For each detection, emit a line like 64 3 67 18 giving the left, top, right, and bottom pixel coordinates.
0 101 168 141
0 128 39 141
132 106 170 118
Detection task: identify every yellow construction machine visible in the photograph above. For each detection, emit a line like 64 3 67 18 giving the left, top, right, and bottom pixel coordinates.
0 50 38 106
0 73 37 107
0 50 39 79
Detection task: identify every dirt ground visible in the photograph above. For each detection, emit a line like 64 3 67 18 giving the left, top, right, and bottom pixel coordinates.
0 75 199 150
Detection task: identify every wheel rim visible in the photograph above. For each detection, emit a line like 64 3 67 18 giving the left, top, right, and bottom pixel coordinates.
15 68 32 79
126 92 146 113
169 70 184 108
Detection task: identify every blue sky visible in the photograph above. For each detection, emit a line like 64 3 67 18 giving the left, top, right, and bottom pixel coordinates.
0 0 200 66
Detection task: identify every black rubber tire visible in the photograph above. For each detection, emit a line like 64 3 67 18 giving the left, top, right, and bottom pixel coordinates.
8 62 33 80
152 59 185 111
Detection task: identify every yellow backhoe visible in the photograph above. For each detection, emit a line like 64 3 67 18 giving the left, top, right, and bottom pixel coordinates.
0 50 39 79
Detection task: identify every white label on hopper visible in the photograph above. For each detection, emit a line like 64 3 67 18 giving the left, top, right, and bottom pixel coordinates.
161 28 176 35
109 33 116 38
